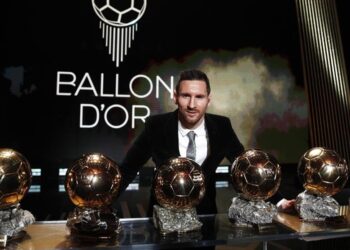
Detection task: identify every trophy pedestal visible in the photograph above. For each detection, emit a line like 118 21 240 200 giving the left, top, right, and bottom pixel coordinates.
228 197 277 228
153 205 202 235
0 204 35 247
66 206 121 240
295 190 340 221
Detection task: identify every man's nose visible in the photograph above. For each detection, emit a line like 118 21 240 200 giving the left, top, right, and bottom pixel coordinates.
188 97 196 108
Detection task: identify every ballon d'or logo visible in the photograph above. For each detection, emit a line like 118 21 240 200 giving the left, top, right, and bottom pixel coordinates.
91 0 147 67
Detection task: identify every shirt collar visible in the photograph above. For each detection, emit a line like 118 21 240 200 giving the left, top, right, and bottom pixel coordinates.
178 118 206 137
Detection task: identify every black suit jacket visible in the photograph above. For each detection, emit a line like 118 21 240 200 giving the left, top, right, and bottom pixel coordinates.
119 110 244 215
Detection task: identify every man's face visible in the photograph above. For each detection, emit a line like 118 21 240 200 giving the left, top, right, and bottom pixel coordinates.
174 80 211 129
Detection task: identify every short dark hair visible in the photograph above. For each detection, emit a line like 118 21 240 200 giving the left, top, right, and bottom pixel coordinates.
176 69 211 95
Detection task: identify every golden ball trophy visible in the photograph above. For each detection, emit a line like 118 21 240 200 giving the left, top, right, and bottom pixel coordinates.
296 147 349 221
0 148 35 247
153 157 205 235
65 153 122 240
229 149 281 230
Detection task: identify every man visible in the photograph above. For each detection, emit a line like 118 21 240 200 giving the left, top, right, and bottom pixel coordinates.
119 69 245 215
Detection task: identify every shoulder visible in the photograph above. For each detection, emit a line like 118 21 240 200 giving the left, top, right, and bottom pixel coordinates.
147 111 174 123
205 113 235 133
205 113 231 124
145 111 176 129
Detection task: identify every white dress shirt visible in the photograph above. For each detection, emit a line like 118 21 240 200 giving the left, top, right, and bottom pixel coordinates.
178 119 208 166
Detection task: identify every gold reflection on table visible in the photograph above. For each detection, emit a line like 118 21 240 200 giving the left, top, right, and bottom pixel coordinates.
274 205 350 234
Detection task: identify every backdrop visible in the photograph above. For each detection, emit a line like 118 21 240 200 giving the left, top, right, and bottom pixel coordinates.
0 0 308 172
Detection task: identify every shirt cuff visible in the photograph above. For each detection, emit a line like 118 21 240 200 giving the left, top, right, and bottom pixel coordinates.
276 198 287 211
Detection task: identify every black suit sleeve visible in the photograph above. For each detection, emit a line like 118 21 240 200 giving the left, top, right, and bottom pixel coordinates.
223 117 244 162
119 119 152 192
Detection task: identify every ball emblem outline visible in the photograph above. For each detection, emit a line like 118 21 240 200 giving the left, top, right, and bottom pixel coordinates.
92 0 147 27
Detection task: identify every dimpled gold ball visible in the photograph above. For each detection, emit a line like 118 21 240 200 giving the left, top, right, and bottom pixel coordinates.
0 148 32 209
297 147 348 196
65 153 122 208
231 149 281 201
154 157 205 210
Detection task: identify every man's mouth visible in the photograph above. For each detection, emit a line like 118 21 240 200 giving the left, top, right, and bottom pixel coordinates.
186 109 197 112
186 110 197 117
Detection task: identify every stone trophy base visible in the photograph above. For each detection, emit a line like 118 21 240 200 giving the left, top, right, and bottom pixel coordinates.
66 206 121 240
228 196 277 232
295 190 340 222
0 204 35 247
153 205 202 235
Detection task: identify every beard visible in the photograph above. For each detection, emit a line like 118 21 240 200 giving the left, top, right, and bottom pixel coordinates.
178 109 204 129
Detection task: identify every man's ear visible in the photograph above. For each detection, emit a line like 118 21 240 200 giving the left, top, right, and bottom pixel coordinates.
173 91 178 105
208 94 211 105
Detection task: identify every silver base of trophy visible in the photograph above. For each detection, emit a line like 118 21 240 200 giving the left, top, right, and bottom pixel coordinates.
0 204 35 247
66 206 121 240
153 205 202 235
295 190 339 221
228 196 277 226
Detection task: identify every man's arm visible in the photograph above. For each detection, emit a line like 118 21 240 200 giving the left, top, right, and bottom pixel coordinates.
223 117 245 162
119 120 152 193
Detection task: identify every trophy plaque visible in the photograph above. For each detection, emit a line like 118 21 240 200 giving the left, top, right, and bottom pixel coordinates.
229 149 281 230
0 148 35 247
153 157 205 235
65 153 122 239
296 147 348 221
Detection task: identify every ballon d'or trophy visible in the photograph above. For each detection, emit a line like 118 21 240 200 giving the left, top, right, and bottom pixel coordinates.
65 153 122 239
295 147 349 221
0 148 35 247
229 149 281 231
153 157 205 235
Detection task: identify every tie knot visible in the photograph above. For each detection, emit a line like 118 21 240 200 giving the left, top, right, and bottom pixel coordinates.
187 131 195 140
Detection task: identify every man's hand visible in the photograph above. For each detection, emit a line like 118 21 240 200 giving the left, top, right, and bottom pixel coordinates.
277 198 296 213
